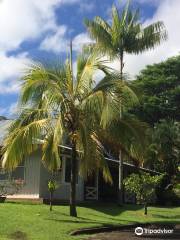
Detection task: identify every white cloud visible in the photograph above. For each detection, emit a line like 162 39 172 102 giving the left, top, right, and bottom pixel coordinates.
0 52 30 83
0 0 79 52
79 2 95 13
120 0 160 6
1 0 180 100
0 82 20 94
111 0 180 78
8 101 19 117
0 0 81 94
40 31 92 53
0 101 19 117
73 33 92 52
0 107 7 116
40 26 68 53
0 52 31 94
133 0 159 4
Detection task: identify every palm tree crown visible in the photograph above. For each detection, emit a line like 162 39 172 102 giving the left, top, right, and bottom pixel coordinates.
85 1 167 73
2 52 118 174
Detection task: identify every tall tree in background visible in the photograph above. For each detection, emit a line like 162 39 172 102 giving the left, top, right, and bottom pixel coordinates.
131 55 180 126
85 0 167 204
2 49 141 217
146 120 180 181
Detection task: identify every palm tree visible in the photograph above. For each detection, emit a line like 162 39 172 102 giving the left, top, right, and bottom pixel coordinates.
85 0 167 204
85 1 167 76
2 48 140 217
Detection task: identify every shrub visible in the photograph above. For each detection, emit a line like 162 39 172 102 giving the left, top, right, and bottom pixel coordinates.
48 179 59 211
156 174 180 206
124 172 163 215
0 179 24 200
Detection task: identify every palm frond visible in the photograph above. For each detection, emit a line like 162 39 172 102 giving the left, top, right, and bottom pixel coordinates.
2 118 49 170
137 21 168 53
42 115 63 172
99 116 148 165
85 1 167 58
77 120 112 183
21 62 67 106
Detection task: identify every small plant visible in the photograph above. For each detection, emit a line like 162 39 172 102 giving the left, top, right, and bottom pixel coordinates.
48 179 59 211
0 178 24 202
124 172 163 215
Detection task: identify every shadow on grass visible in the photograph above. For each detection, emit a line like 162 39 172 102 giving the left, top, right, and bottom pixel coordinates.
44 212 138 226
152 214 180 221
8 231 28 240
46 203 180 226
44 217 136 227
79 202 144 216
44 218 112 225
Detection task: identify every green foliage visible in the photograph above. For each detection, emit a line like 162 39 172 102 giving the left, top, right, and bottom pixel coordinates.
162 188 180 206
85 1 167 61
156 174 180 206
131 56 180 182
48 179 59 211
131 55 180 125
1 50 143 183
124 172 163 204
146 120 180 179
48 180 59 193
0 179 24 197
85 0 167 175
84 1 165 200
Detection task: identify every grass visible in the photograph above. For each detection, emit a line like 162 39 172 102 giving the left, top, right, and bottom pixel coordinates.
0 202 179 240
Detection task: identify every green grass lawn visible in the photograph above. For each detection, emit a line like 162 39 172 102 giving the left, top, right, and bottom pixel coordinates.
0 202 179 240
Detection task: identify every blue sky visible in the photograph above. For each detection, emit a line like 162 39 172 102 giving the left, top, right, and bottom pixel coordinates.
0 0 179 117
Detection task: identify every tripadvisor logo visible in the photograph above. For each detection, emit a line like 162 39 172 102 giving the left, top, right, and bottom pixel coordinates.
135 227 143 236
135 226 174 236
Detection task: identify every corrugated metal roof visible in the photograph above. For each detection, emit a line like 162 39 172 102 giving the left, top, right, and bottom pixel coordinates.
0 120 13 145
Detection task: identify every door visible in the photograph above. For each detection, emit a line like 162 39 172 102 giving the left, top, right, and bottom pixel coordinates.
84 173 98 200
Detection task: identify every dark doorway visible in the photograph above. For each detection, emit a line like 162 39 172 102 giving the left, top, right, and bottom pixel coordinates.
98 163 119 202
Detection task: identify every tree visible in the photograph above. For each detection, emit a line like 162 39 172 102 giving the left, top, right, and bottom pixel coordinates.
85 0 167 204
48 179 59 211
146 120 180 182
1 49 140 217
85 1 167 76
124 172 163 215
131 55 180 126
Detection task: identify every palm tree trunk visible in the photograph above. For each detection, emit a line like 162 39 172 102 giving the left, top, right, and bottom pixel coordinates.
70 139 77 217
120 52 124 79
118 52 124 205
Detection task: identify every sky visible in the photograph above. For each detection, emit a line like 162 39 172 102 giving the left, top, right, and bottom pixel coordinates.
0 0 180 117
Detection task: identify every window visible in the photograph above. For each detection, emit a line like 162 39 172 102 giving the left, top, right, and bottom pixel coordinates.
64 157 78 183
0 163 25 181
0 169 10 181
11 165 25 180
